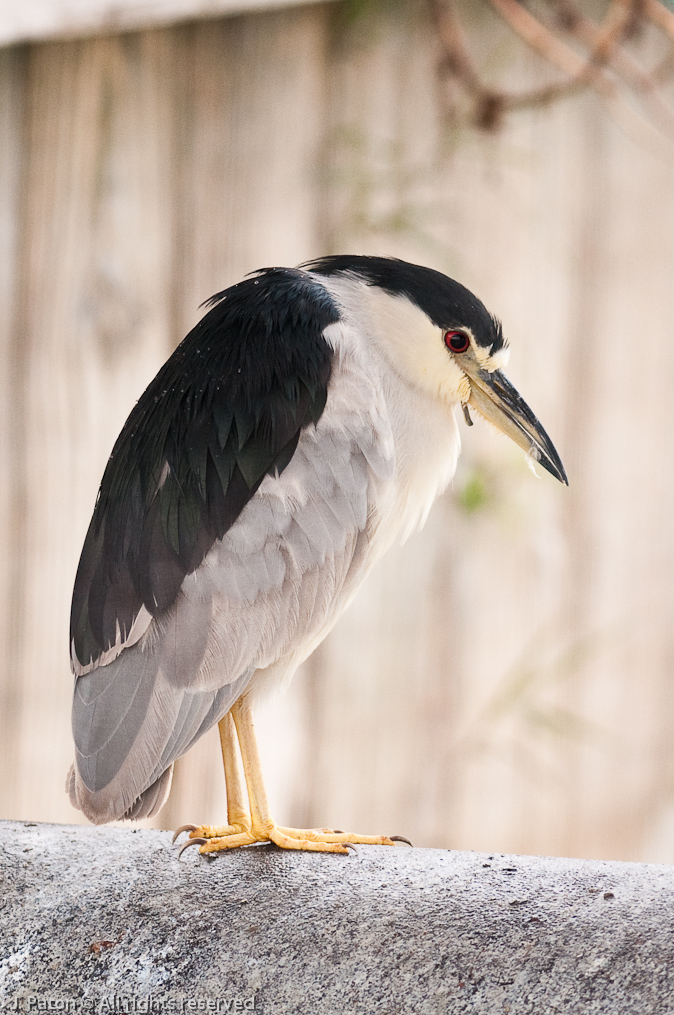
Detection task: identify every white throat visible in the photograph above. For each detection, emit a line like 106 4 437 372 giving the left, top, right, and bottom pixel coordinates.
315 273 463 544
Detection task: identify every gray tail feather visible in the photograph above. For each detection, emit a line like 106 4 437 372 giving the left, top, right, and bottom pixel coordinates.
67 667 253 824
122 766 174 820
67 764 76 808
67 762 173 823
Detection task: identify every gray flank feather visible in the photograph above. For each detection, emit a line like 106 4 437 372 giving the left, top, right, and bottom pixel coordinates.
69 343 396 823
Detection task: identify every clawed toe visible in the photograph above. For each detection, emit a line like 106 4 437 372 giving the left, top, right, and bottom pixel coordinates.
172 824 197 844
171 813 411 857
177 837 208 858
173 826 408 856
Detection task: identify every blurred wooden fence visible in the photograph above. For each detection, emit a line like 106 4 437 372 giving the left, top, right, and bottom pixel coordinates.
2 0 674 862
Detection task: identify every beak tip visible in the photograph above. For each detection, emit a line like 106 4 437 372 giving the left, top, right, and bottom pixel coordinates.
542 456 568 486
467 367 568 488
553 455 569 487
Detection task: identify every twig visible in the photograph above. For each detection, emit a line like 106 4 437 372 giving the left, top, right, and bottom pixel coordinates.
550 0 674 138
486 0 674 159
644 0 674 44
428 0 482 94
429 0 674 160
653 48 674 84
487 0 631 81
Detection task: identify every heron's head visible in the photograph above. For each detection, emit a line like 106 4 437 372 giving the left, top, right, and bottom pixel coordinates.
306 255 567 485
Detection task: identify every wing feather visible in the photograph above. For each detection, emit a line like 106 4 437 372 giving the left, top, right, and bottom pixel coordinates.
69 316 396 823
70 269 337 674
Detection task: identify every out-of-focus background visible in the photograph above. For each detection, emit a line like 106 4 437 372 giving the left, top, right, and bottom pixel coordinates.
2 0 674 862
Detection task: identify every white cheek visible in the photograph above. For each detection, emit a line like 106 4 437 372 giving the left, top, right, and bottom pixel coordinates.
317 276 477 406
358 288 467 404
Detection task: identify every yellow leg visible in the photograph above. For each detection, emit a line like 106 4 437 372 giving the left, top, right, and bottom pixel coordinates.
179 696 399 856
172 712 252 844
220 710 251 829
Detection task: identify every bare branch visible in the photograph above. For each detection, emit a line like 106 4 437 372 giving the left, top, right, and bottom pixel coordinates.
428 0 674 160
486 0 632 81
485 0 674 160
644 0 674 45
550 0 674 138
427 0 482 94
653 48 674 84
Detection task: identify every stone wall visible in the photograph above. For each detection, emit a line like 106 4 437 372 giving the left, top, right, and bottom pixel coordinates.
2 820 673 1013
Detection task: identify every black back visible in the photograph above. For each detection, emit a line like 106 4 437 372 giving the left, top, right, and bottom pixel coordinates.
71 268 337 670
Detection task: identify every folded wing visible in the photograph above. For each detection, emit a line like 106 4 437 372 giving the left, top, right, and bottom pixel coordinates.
68 274 395 823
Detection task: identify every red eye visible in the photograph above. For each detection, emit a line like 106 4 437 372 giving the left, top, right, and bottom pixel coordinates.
445 331 470 354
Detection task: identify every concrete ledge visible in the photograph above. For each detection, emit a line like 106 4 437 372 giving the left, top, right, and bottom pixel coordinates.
1 820 674 1013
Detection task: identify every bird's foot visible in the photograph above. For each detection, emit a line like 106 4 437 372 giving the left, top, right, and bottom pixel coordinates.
175 818 405 856
173 821 249 839
172 810 251 850
270 825 398 853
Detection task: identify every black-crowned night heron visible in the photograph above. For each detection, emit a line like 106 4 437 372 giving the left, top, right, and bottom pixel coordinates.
68 255 567 855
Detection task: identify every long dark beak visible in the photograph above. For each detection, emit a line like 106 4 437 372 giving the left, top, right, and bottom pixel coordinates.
465 367 568 485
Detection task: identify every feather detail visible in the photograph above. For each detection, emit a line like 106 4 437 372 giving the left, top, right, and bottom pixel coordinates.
68 341 397 823
71 604 152 678
70 269 337 673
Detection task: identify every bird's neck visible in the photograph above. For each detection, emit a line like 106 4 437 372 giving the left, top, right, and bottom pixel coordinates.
321 314 461 550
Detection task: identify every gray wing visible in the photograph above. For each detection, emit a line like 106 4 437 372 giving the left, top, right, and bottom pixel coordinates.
69 353 395 823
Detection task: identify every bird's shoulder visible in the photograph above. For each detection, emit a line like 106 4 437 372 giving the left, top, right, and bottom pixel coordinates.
70 268 339 676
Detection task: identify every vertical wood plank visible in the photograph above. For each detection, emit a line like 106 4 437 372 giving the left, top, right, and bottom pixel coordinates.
6 31 176 821
0 46 26 814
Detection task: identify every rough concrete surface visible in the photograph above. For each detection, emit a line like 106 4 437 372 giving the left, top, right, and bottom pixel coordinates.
1 820 674 1013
